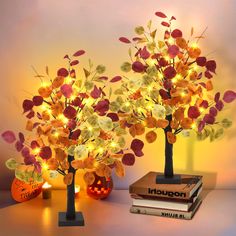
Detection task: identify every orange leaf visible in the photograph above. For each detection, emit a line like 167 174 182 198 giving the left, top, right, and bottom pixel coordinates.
170 119 179 129
55 148 67 162
176 37 187 49
129 123 145 137
145 116 158 128
114 160 125 177
156 119 169 128
145 131 157 143
167 132 176 144
83 157 95 169
188 47 201 59
180 117 193 129
61 160 69 170
38 86 52 98
63 172 73 185
52 76 64 88
83 172 95 185
173 107 185 121
206 80 213 91
26 120 33 131
71 160 84 169
46 158 59 170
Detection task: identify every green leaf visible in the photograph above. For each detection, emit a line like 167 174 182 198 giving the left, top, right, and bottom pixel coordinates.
135 26 145 35
96 65 106 74
215 128 224 139
221 118 232 128
120 62 131 72
5 158 18 170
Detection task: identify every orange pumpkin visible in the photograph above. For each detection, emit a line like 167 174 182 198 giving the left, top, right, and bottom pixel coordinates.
11 178 43 202
86 172 113 200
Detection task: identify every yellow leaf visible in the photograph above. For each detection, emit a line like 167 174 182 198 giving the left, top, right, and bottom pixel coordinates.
83 172 95 185
63 172 73 185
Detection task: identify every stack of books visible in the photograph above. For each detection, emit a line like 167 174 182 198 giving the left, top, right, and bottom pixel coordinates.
129 172 203 220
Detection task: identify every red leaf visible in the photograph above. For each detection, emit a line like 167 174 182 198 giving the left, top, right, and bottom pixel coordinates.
214 92 220 103
68 119 76 130
198 121 205 132
91 85 102 98
164 79 172 90
205 70 213 79
39 146 52 160
63 106 77 119
73 50 85 57
140 46 150 59
223 90 236 103
19 132 25 143
159 89 169 100
188 106 200 119
70 129 81 140
110 76 122 83
95 99 109 115
164 30 170 39
21 147 30 158
196 57 206 66
171 29 182 38
132 37 142 41
33 96 43 106
158 58 168 67
15 141 24 152
1 131 16 143
119 37 131 44
23 99 34 113
64 54 69 59
24 155 36 165
26 110 35 119
34 162 42 173
61 84 73 98
168 45 179 58
57 68 69 77
122 153 135 166
98 76 109 81
31 140 40 149
206 60 216 73
161 21 170 27
155 11 167 18
215 100 224 111
209 107 218 117
200 100 209 108
203 114 215 124
131 139 144 152
132 61 145 73
170 16 176 21
163 66 176 79
107 113 119 122
70 60 79 66
71 97 82 107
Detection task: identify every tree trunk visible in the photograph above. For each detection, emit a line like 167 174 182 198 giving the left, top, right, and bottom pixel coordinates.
164 114 174 178
66 155 76 220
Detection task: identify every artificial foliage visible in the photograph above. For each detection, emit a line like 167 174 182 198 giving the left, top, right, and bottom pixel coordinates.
116 11 236 177
1 50 140 189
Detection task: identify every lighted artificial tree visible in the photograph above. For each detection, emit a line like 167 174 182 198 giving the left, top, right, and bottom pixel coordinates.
1 50 139 226
116 11 236 184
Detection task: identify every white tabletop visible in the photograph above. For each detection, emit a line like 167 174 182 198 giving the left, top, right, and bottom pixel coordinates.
0 190 235 236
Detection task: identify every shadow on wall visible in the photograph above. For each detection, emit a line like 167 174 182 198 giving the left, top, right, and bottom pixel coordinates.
175 135 217 201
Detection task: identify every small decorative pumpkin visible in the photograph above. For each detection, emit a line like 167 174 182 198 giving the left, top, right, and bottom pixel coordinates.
11 177 43 202
86 172 113 200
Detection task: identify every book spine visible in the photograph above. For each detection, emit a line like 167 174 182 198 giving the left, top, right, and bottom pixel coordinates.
129 186 190 200
130 206 192 220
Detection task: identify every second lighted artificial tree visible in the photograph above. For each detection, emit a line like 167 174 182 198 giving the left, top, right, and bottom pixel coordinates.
116 11 236 184
2 50 140 226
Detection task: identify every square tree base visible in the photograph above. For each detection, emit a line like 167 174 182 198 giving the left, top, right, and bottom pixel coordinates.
156 174 182 184
58 212 85 227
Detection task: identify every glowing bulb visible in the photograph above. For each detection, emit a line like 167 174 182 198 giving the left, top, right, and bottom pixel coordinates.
88 126 93 131
191 43 198 48
181 92 186 97
167 38 175 44
125 101 130 107
70 95 76 100
172 77 177 83
146 102 153 110
199 107 205 113
58 114 68 124
32 147 40 155
164 56 170 61
98 147 104 153
41 105 48 111
42 163 49 171
84 98 94 106
53 132 59 137
137 107 143 113
147 86 153 91
146 59 156 66
110 142 117 148
87 144 94 151
41 82 49 87
176 74 182 79
191 123 196 129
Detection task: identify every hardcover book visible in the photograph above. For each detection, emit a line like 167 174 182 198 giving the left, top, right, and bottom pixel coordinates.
129 172 203 200
132 186 202 211
130 198 202 220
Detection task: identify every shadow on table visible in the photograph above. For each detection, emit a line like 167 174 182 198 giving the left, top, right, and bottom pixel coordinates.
0 191 18 209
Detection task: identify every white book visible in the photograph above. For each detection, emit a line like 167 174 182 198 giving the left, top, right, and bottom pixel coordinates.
132 187 202 211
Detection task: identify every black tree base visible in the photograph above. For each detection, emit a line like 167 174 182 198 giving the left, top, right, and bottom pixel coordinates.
156 174 181 184
58 212 85 227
